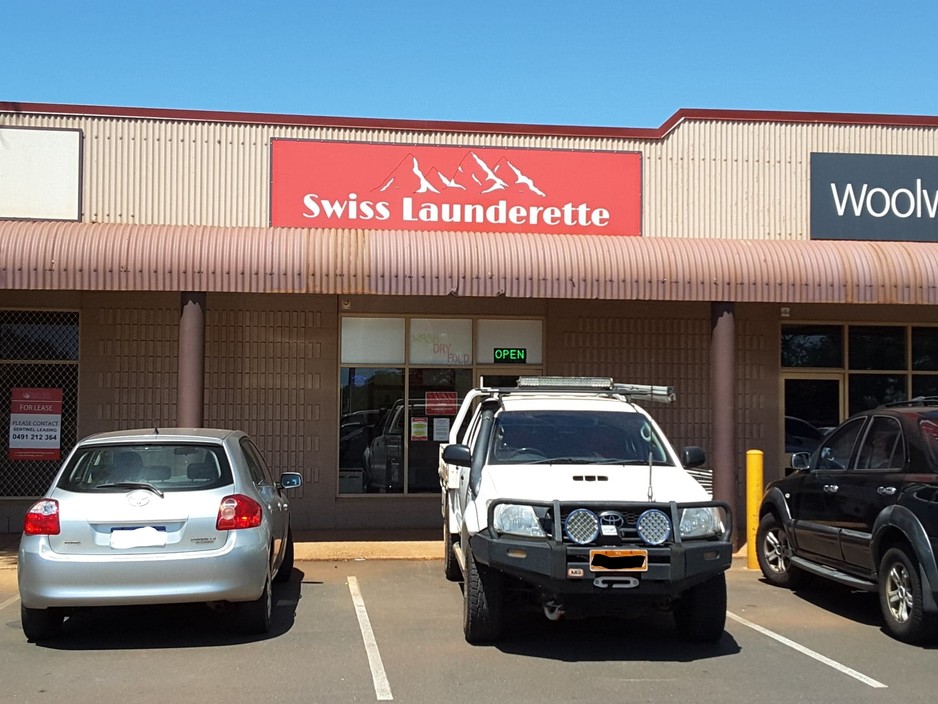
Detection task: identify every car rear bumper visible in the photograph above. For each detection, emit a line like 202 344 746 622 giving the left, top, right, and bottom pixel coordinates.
18 529 270 609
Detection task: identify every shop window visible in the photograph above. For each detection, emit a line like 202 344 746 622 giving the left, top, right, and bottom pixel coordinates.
781 325 842 368
341 318 404 364
339 316 542 496
477 319 543 364
0 311 79 497
848 326 905 370
912 328 938 371
848 374 906 416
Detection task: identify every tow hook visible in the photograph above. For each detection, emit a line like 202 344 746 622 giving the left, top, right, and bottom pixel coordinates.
593 576 640 589
543 601 566 621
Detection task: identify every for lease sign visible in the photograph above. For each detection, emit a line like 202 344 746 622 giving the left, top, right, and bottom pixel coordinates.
271 140 642 236
9 387 62 461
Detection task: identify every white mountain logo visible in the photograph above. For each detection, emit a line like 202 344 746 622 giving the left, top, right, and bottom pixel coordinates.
375 151 546 197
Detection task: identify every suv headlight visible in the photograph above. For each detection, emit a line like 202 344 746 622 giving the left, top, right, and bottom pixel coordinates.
679 507 723 539
493 504 547 538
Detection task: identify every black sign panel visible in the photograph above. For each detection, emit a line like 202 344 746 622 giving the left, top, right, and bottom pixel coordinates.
811 152 938 241
493 347 527 364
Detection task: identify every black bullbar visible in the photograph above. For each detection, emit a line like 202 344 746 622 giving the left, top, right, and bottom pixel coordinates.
470 498 734 594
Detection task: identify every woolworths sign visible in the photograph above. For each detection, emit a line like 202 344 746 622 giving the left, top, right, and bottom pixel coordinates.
811 153 938 241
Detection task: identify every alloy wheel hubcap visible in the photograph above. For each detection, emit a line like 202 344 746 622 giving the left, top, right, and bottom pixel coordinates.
886 564 913 623
764 529 789 574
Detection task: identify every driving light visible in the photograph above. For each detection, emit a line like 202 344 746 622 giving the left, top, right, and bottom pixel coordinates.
565 508 600 545
636 508 671 545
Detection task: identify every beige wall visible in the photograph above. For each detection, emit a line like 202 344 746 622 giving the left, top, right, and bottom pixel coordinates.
6 110 938 241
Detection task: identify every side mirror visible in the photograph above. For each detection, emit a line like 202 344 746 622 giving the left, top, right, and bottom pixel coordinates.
790 452 811 471
442 443 472 468
682 446 706 468
279 472 303 489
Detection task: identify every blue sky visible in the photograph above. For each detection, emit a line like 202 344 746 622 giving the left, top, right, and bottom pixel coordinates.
6 1 938 128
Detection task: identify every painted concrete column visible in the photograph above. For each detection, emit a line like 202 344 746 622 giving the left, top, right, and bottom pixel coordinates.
710 301 737 539
178 291 206 428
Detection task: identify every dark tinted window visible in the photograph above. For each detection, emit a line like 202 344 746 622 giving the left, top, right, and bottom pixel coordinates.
849 327 905 370
913 328 938 371
814 417 865 470
848 374 906 415
781 325 842 368
857 416 905 470
489 411 671 465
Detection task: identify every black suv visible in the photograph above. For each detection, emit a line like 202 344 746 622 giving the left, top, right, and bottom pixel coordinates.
757 399 938 643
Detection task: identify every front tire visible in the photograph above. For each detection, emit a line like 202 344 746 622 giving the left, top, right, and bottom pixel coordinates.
673 572 727 643
756 513 806 588
21 605 64 642
463 546 504 644
879 546 934 644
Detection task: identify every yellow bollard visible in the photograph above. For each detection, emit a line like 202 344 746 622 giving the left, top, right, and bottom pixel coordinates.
746 449 764 570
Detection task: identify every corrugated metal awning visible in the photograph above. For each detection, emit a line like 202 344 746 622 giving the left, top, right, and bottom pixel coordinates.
2 221 938 304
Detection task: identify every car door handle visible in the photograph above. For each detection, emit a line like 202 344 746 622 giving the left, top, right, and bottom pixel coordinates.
823 484 839 493
877 486 897 496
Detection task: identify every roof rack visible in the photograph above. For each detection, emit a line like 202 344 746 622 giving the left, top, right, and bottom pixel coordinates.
484 376 676 404
881 396 938 408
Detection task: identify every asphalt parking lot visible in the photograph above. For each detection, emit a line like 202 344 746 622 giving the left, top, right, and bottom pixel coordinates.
4 552 938 704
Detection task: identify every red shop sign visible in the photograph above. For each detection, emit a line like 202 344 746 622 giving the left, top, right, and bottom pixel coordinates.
271 140 641 236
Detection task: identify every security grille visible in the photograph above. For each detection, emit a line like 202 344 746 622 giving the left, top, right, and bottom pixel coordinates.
0 311 79 497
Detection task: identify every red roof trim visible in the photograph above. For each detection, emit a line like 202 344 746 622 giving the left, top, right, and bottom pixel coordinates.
3 101 938 140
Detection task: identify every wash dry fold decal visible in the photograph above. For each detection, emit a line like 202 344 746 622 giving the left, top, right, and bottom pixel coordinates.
271 140 641 236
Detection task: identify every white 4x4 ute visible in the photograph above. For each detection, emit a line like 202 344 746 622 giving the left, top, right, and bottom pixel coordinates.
439 377 733 644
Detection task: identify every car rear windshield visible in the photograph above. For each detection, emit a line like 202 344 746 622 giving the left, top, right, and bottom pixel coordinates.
489 410 673 465
56 443 234 493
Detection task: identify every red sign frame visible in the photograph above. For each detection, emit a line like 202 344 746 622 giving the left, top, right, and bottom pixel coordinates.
271 140 641 236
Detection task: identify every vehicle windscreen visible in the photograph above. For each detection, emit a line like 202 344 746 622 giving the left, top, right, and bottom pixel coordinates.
56 443 233 493
488 410 673 465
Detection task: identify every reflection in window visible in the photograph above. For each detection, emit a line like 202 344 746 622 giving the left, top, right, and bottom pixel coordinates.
848 374 905 415
913 328 938 371
857 417 904 470
338 368 404 494
815 417 864 470
781 325 842 368
849 327 905 370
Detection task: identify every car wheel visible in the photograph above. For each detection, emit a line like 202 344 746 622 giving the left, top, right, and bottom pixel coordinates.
756 513 806 588
673 572 727 643
274 529 295 584
241 568 272 635
879 546 934 643
463 545 504 644
443 502 462 582
21 605 64 642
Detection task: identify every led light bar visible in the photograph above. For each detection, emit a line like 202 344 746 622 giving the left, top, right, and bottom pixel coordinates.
513 376 676 403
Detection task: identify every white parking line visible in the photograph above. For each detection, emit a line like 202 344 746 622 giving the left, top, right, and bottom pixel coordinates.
348 576 393 701
0 594 18 611
728 611 887 688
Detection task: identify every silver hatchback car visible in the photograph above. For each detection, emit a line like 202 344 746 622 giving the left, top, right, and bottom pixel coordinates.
18 428 302 641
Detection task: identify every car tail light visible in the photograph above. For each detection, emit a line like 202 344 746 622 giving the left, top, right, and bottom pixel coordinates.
216 494 263 530
24 499 60 535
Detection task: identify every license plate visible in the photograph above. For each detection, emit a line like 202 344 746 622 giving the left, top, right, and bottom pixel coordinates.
110 526 167 549
589 548 648 572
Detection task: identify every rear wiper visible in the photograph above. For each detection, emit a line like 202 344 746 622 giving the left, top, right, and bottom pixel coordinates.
96 482 165 498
